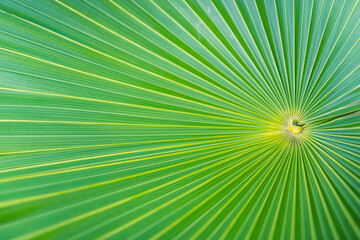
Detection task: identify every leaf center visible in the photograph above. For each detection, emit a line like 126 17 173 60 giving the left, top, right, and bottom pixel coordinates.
289 120 306 134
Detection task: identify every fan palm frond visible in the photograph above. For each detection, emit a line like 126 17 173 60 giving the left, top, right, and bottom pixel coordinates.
0 0 359 239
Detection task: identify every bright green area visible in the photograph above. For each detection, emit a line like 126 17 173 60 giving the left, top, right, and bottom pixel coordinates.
0 0 359 239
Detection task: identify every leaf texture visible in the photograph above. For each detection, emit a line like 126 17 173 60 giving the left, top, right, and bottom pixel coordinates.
0 0 359 239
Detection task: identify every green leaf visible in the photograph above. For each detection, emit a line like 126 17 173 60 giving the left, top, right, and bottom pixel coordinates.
0 0 359 239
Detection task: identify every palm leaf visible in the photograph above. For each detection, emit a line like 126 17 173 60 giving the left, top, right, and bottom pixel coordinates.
0 0 359 239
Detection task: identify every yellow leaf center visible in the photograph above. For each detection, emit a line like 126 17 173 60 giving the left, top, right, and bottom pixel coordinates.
289 120 305 134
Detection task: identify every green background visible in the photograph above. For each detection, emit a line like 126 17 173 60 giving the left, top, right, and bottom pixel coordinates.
0 0 359 239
